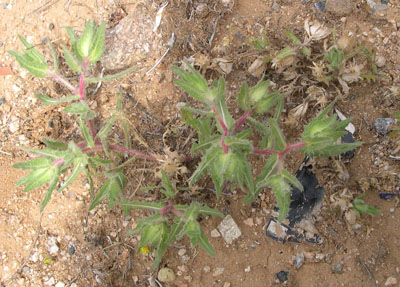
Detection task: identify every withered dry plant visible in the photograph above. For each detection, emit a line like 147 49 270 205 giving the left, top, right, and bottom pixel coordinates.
9 20 379 269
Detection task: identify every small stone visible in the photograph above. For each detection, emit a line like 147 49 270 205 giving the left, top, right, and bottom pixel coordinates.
325 0 353 16
44 277 55 286
46 237 59 255
390 208 395 213
272 1 280 11
11 84 21 93
333 263 343 274
276 271 289 282
314 0 326 12
30 252 39 263
203 266 211 273
218 215 242 244
178 249 186 256
9 121 19 133
211 229 221 238
385 277 398 286
158 268 176 282
374 118 396 135
0 98 4 104
375 55 386 68
70 284 78 287
213 267 224 277
68 245 75 256
243 218 254 227
55 282 65 287
293 253 304 270
244 266 251 272
184 275 192 282
223 282 231 287
22 266 32 275
352 224 362 230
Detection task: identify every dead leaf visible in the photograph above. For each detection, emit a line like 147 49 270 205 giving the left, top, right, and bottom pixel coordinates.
248 56 266 77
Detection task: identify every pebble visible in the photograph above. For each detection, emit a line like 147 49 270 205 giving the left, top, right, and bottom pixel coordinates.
223 282 231 287
325 0 353 16
9 121 19 133
385 277 397 286
203 266 211 273
211 229 221 238
70 284 78 287
244 266 251 272
55 282 65 287
243 218 254 227
272 1 280 11
293 253 304 270
178 249 186 256
314 0 326 12
0 98 4 104
218 215 242 244
158 268 176 282
333 263 343 274
44 277 55 286
22 266 32 275
390 208 395 213
374 118 396 135
68 245 75 256
276 270 289 282
30 252 39 263
213 267 225 277
375 55 386 68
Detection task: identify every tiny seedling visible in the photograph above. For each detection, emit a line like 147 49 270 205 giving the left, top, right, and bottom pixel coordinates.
352 194 381 217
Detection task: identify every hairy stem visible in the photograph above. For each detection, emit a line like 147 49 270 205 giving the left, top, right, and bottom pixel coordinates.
52 158 65 166
231 110 251 135
254 142 306 158
212 106 228 135
88 120 96 138
49 73 79 94
79 73 85 100
82 143 158 161
160 201 187 222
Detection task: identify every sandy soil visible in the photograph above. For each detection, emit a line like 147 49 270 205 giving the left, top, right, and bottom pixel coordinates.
0 0 399 286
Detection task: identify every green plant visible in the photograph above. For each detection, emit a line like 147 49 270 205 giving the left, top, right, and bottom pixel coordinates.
352 194 381 217
10 21 145 212
8 20 367 270
9 21 222 270
173 61 362 221
124 170 222 269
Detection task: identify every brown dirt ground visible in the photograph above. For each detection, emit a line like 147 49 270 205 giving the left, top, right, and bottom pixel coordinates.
0 0 400 286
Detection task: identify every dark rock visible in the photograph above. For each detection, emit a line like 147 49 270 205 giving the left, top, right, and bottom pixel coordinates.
314 0 326 12
68 245 76 256
332 263 343 274
276 271 289 282
374 118 396 135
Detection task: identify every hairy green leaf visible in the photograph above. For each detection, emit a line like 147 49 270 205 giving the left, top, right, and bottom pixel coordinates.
35 94 80 105
62 44 82 73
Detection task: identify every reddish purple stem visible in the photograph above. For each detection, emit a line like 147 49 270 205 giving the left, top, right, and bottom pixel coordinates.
160 201 186 222
254 142 306 159
232 110 251 134
212 106 228 135
81 143 157 161
88 120 96 138
52 158 65 166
